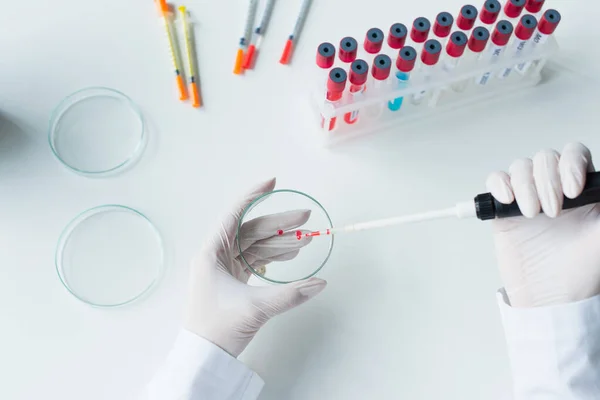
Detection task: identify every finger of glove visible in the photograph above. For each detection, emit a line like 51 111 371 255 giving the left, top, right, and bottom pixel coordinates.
215 178 276 251
240 231 312 265
248 250 301 271
533 149 563 218
486 171 514 204
238 209 312 253
559 142 595 199
250 277 327 320
509 158 541 218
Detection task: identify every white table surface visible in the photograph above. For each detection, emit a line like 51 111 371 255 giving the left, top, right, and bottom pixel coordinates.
1 0 599 399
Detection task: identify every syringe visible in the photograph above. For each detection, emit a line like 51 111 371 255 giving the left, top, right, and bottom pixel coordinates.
303 172 600 238
243 0 276 69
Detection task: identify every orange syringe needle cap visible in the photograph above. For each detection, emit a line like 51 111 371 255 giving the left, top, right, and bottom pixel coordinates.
176 74 188 101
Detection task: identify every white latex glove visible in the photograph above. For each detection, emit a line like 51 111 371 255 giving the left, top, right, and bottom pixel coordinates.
185 178 327 357
487 142 600 308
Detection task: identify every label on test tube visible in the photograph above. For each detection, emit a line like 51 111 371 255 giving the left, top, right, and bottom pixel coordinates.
515 9 560 74
498 15 537 78
344 60 369 125
388 46 417 111
476 20 513 85
412 39 442 105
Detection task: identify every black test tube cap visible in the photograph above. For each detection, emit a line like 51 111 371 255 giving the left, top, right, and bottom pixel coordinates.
457 5 478 30
349 59 369 85
339 37 358 63
388 23 408 49
372 54 392 80
515 14 538 40
421 39 442 66
316 42 336 69
364 28 384 54
396 46 417 72
504 0 526 19
469 26 490 52
433 12 454 38
539 9 561 35
327 67 347 93
480 0 501 25
411 17 431 43
446 31 468 58
492 20 514 46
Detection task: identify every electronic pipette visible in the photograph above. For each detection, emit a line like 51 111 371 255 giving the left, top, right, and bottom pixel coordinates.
304 172 600 238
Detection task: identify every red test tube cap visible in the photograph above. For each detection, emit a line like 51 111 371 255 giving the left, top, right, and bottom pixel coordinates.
446 31 468 58
339 37 358 63
525 0 545 14
468 27 490 52
433 12 454 38
364 28 384 54
421 39 442 66
349 59 369 85
372 54 392 81
457 5 478 30
327 68 347 93
396 46 417 72
316 42 336 69
515 14 538 40
504 0 526 19
411 17 431 44
539 9 561 35
480 0 501 25
388 23 408 49
492 20 513 46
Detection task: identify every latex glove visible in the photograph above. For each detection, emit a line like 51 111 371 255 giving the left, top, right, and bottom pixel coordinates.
185 178 327 357
487 142 600 308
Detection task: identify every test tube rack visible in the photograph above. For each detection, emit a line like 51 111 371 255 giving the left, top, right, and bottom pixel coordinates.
312 19 559 146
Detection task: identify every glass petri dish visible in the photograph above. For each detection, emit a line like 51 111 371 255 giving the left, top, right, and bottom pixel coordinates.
237 190 334 284
56 205 164 307
48 87 144 175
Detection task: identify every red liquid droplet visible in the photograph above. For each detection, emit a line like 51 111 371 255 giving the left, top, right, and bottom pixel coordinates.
277 230 284 236
296 230 302 240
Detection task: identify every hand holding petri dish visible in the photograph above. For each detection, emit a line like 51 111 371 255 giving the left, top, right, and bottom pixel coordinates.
237 190 334 284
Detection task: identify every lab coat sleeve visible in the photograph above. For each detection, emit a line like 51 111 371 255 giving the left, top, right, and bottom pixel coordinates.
145 329 264 400
497 290 600 399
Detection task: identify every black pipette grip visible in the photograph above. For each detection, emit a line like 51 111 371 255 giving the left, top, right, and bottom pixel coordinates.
475 171 600 220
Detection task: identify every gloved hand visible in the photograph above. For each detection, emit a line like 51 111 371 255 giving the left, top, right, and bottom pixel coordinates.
185 178 327 357
486 142 600 308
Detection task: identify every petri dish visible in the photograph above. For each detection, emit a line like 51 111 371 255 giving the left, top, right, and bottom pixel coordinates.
56 205 164 307
48 87 145 175
237 190 334 284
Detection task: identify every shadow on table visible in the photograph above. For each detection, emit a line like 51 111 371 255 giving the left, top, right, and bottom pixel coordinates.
0 112 37 173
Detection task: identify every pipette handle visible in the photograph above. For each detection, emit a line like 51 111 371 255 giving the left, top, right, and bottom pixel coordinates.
475 171 600 220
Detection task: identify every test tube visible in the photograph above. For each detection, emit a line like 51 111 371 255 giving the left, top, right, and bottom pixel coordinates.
367 54 392 118
498 14 537 79
475 20 513 86
515 9 560 74
525 0 545 14
412 39 442 105
344 60 369 125
321 68 347 131
388 46 417 111
411 17 431 45
364 28 385 54
503 0 526 19
433 12 454 39
388 23 408 51
339 37 358 65
452 26 490 92
430 31 468 106
480 0 501 26
457 5 478 31
316 42 336 92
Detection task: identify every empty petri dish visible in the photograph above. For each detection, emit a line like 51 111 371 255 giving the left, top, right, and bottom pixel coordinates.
237 190 334 284
56 205 164 307
48 87 144 175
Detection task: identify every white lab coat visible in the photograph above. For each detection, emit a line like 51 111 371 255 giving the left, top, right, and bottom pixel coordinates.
146 291 600 399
